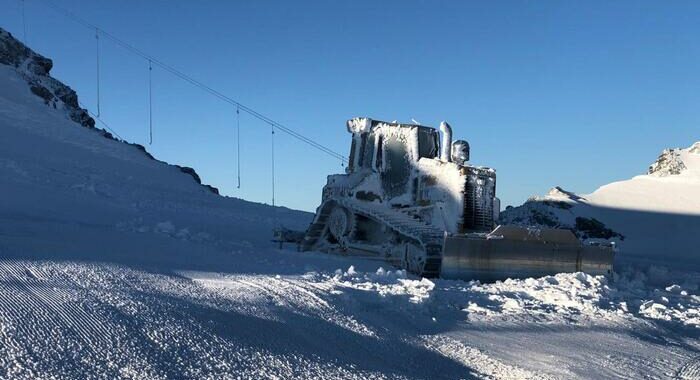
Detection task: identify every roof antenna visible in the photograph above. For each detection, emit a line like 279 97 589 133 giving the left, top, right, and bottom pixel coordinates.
411 118 421 125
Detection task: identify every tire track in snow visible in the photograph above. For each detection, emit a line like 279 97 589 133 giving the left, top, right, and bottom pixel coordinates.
191 274 376 338
7 262 114 348
0 261 161 379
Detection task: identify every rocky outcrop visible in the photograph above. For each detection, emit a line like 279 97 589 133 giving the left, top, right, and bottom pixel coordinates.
175 165 220 195
0 28 95 129
499 199 624 242
648 148 686 177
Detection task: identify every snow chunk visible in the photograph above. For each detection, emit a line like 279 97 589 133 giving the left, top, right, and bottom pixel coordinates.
154 221 176 235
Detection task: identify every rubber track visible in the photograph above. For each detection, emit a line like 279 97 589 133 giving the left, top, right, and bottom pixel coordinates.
303 198 445 277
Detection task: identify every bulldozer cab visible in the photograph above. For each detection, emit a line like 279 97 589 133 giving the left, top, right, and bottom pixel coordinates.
346 119 439 199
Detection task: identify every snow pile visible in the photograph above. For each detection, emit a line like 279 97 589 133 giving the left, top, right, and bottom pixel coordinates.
327 267 700 328
461 273 618 323
331 266 434 304
615 270 700 328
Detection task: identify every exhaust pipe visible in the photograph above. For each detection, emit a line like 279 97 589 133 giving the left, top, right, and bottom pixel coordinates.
439 121 452 162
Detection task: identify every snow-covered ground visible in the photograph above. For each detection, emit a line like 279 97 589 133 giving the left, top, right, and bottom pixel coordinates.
1 28 699 379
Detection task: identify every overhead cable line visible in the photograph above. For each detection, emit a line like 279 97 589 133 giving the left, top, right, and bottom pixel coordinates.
37 0 347 163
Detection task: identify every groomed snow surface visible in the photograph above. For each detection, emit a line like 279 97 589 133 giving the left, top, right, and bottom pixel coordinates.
1 51 700 378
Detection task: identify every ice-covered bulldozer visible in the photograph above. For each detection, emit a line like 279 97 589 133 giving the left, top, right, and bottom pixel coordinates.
301 118 614 281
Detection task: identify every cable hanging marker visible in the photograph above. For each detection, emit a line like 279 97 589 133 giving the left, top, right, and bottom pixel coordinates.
148 59 153 145
271 123 276 207
236 105 241 189
95 27 101 117
21 0 28 44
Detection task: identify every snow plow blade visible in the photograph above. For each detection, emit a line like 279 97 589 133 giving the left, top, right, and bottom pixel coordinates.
440 226 614 282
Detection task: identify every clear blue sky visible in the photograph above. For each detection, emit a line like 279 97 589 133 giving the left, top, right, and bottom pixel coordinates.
2 0 699 211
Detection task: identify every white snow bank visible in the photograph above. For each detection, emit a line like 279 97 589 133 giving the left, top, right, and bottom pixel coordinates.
326 267 700 328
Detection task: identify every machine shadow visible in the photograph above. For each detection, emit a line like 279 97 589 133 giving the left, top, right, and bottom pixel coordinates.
563 203 700 273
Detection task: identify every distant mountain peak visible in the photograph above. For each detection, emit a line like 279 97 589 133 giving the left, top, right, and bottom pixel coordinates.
546 186 584 201
647 142 700 177
648 148 686 177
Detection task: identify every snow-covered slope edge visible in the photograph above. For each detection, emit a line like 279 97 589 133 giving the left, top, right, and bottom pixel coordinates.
500 142 700 273
0 27 219 194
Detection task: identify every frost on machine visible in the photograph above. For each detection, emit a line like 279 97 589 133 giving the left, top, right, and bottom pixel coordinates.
293 117 614 281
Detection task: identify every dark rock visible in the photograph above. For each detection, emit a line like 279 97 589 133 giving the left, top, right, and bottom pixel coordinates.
1 27 95 130
30 55 52 75
71 109 95 129
128 143 156 160
175 165 219 194
203 184 220 195
574 217 624 240
0 30 28 67
529 209 559 227
542 200 573 210
54 85 79 108
176 166 202 184
30 84 55 104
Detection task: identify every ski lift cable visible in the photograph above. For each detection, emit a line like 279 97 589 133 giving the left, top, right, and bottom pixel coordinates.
37 0 347 163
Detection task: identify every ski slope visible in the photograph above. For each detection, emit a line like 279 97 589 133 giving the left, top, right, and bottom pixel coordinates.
1 28 699 379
